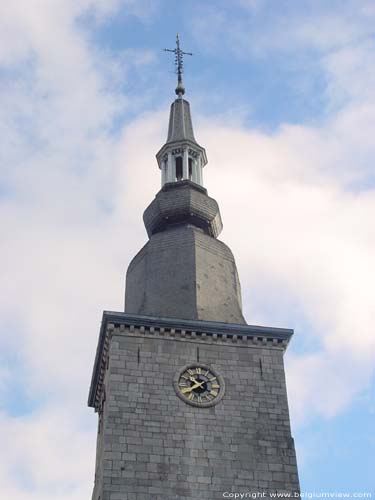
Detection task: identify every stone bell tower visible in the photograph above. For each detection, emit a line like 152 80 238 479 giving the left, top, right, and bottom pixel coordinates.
88 35 300 500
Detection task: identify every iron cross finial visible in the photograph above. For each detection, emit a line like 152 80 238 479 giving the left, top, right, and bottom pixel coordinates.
164 33 193 97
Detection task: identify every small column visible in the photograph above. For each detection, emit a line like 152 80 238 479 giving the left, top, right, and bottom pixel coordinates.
192 158 198 183
196 159 202 186
167 152 174 183
161 161 166 186
183 149 189 180
199 161 204 186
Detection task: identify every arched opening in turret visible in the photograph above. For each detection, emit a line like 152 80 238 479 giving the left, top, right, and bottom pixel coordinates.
175 156 183 181
188 158 193 180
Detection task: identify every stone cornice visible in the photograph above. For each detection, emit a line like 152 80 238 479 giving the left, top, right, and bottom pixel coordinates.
88 312 294 410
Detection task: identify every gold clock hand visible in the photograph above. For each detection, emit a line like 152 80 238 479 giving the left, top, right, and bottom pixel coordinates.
181 380 205 394
189 377 206 390
189 376 205 385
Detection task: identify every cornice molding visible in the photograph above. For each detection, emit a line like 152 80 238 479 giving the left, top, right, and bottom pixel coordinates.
88 312 293 410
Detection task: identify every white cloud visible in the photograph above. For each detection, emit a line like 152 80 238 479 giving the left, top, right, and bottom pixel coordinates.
0 1 158 497
0 406 95 499
187 7 375 433
200 104 375 426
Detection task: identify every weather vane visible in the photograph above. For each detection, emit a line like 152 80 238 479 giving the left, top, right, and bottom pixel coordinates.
164 33 192 97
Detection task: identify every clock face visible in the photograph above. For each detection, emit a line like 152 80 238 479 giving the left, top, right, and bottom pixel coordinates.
173 363 225 408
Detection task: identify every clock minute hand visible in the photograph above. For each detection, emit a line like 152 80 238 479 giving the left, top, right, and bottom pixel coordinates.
181 380 205 394
189 376 204 385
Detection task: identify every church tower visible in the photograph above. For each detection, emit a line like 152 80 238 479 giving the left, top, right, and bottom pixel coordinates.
88 35 300 499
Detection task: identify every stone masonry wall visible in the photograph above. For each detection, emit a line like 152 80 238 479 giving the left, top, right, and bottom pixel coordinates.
92 328 299 500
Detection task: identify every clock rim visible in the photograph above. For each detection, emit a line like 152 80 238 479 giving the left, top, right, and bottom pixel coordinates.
173 362 226 408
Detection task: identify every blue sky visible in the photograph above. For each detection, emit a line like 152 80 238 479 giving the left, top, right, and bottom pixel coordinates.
0 0 374 498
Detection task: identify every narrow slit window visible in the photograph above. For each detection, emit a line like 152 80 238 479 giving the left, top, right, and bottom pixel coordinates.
175 157 183 180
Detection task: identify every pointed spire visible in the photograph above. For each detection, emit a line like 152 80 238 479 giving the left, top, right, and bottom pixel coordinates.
164 33 192 98
156 95 207 187
157 35 207 188
167 98 196 143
